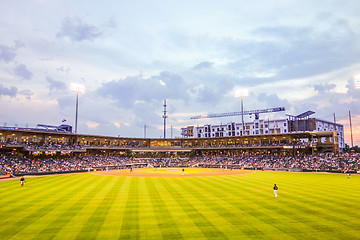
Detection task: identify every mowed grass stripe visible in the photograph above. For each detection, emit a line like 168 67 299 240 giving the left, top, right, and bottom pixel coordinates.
240 173 359 233
1 170 359 239
208 176 310 239
145 177 183 239
183 176 280 238
136 177 164 239
119 177 140 239
0 173 78 192
0 174 95 239
259 171 360 199
33 176 123 239
30 175 108 239
76 176 124 239
255 172 360 232
0 174 84 227
272 194 360 239
154 178 207 239
216 172 360 239
89 177 132 240
175 177 272 239
161 178 229 240
0 174 83 210
48 175 118 239
199 175 322 239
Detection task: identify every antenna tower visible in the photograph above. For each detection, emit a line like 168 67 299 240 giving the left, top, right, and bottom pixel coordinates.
163 99 167 139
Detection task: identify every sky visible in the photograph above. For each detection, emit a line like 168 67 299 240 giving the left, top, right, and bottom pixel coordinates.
1 0 360 144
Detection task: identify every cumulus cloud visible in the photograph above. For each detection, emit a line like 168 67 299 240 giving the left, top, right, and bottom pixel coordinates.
0 44 17 63
256 93 290 110
97 71 191 109
313 83 336 93
56 66 70 73
19 89 33 100
192 61 213 70
47 77 67 92
14 64 33 80
224 16 360 85
0 84 17 97
56 17 103 41
195 78 234 106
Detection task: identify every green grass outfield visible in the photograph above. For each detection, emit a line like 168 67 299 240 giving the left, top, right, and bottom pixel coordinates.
0 169 359 240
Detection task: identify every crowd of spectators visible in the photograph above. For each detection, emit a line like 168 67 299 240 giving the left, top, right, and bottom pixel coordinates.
3 139 311 151
192 153 359 172
0 152 359 175
25 143 85 151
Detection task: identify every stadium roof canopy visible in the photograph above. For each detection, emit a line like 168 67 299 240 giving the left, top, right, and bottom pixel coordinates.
296 111 315 119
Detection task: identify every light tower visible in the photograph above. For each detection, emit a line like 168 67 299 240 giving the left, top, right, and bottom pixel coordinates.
163 99 167 139
235 89 249 135
70 83 85 134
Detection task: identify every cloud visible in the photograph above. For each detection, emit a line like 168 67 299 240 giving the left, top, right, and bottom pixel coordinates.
19 89 33 100
47 77 67 92
97 71 191 109
313 83 336 93
0 84 17 97
223 16 360 85
195 78 235 106
192 61 213 70
56 66 70 73
56 17 103 42
85 121 100 129
256 93 290 109
0 44 17 63
14 64 33 80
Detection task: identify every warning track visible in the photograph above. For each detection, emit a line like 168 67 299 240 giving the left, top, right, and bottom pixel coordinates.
92 168 255 177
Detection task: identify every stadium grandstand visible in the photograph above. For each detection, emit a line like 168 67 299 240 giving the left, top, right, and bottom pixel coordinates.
1 122 358 177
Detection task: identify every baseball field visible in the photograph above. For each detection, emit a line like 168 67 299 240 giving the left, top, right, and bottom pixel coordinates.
0 168 359 239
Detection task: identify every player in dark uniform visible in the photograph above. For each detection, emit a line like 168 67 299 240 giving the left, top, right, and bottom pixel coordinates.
273 184 278 198
20 177 25 187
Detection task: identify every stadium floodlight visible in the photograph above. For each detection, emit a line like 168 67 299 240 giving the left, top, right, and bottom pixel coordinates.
70 83 85 134
235 89 249 98
70 83 85 93
235 88 249 135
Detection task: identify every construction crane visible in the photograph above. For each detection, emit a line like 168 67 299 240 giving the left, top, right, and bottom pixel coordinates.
190 107 285 120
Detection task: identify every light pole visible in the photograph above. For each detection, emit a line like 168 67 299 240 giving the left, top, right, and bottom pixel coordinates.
235 89 249 136
163 99 167 139
70 83 85 134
